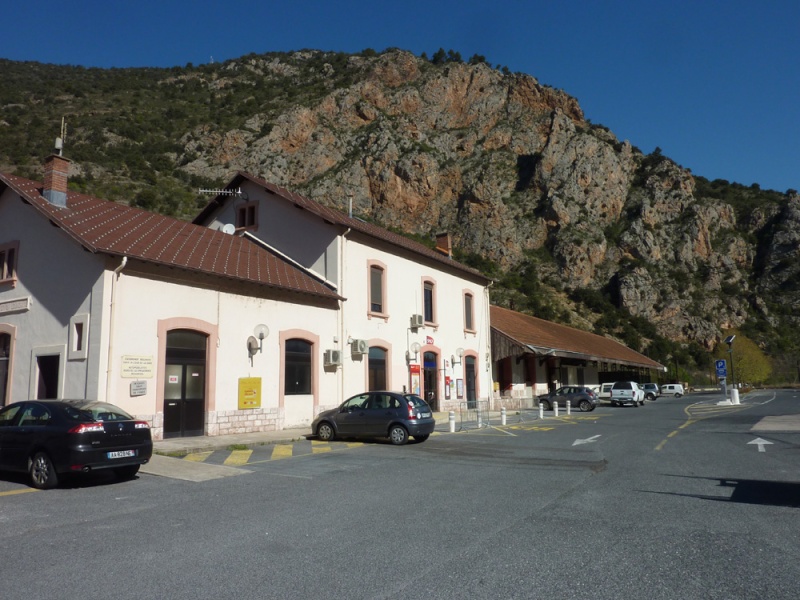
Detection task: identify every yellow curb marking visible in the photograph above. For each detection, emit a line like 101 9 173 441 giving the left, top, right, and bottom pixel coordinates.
224 449 253 466
185 451 213 462
271 444 294 460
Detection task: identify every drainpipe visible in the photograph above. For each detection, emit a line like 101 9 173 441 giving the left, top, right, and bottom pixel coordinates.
485 280 494 401
105 256 127 402
339 229 350 408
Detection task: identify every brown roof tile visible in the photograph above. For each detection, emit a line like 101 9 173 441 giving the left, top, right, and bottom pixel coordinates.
490 305 664 370
0 172 340 301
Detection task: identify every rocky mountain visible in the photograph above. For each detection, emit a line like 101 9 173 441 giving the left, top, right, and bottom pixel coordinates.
1 49 798 380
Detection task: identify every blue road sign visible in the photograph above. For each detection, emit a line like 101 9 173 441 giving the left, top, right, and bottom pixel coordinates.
715 359 727 377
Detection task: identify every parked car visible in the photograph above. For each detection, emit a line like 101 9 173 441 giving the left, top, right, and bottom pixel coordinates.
312 391 435 445
0 400 153 489
610 381 645 407
537 386 598 412
597 383 614 400
660 383 685 397
641 383 660 401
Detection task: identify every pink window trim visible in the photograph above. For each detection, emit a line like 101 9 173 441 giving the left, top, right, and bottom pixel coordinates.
462 350 481 400
419 342 441 401
365 339 391 391
421 276 438 328
278 329 320 412
462 289 477 333
236 201 259 231
157 317 218 413
367 260 389 320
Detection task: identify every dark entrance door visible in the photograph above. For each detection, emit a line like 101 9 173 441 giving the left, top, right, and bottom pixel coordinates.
163 330 206 438
423 351 438 410
465 356 477 409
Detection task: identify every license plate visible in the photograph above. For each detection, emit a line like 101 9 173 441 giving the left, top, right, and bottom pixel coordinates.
420 412 431 418
107 450 136 459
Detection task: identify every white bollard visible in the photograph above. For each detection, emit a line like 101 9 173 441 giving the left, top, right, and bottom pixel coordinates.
539 403 544 419
501 407 507 426
449 410 456 433
731 389 740 405
554 401 559 417
567 400 571 416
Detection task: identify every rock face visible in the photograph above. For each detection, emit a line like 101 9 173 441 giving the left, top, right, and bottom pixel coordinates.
173 50 799 351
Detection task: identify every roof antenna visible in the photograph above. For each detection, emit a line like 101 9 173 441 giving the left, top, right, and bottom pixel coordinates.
54 117 67 156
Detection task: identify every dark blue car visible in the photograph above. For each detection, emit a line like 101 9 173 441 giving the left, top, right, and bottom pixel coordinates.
312 391 435 445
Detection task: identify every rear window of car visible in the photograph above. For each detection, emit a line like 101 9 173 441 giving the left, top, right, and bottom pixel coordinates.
613 382 632 389
404 394 429 408
63 402 134 422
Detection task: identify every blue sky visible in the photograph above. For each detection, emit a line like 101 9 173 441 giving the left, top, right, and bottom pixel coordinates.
2 0 798 192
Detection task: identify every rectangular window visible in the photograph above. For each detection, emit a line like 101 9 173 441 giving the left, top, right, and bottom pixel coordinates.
370 266 383 313
68 314 89 360
423 282 435 323
236 202 258 230
464 293 474 331
0 241 19 284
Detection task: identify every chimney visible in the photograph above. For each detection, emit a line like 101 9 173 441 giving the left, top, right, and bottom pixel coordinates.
43 154 71 207
435 232 452 258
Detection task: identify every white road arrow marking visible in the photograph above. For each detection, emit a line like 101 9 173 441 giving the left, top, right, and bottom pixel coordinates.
572 434 602 446
748 438 774 453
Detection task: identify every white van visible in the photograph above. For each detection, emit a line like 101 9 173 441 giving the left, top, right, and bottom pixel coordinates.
660 384 685 397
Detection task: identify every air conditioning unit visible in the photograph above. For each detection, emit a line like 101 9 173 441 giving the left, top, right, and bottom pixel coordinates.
351 339 368 355
323 349 342 366
410 314 424 328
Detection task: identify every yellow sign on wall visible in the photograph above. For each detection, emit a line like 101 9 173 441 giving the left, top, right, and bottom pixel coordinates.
238 377 262 410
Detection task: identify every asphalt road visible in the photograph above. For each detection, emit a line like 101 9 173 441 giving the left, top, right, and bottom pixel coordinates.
1 389 798 599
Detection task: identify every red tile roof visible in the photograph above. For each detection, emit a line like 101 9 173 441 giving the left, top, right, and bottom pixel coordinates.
490 305 664 370
0 172 340 301
194 172 491 284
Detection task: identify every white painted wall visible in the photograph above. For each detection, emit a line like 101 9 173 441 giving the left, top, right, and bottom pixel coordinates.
107 271 338 428
0 190 108 403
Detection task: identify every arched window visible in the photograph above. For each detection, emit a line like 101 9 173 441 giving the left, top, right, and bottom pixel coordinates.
368 347 387 391
285 338 312 395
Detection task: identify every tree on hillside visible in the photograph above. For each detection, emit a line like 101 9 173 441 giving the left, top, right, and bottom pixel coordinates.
713 332 772 385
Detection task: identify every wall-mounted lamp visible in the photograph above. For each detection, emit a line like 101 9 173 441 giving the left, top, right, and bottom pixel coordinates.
406 341 421 364
248 324 269 356
451 347 464 366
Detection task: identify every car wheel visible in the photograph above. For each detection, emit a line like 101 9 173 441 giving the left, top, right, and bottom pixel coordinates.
540 400 552 411
29 451 59 490
675 393 682 398
414 434 430 443
646 393 655 401
115 465 140 481
317 422 335 442
579 399 592 412
389 425 409 445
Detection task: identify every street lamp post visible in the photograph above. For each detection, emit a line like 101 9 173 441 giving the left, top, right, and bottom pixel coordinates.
724 335 738 404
